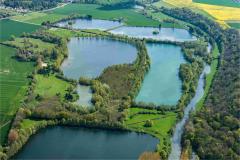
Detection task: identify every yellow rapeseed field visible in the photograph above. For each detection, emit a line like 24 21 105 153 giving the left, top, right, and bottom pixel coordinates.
160 0 240 27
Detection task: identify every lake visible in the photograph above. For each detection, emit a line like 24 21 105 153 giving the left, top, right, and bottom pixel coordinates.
135 43 186 105
110 27 196 41
56 18 122 30
61 37 137 79
15 127 159 159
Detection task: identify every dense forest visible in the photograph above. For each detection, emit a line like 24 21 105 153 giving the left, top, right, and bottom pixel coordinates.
160 7 240 159
3 0 62 10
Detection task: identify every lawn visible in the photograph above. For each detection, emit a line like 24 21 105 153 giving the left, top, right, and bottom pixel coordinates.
196 44 219 111
125 108 177 151
34 74 71 99
4 37 56 53
193 0 240 8
49 3 159 27
0 45 33 144
0 19 40 42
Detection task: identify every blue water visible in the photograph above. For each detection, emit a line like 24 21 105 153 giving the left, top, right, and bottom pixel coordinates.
136 43 186 105
61 37 137 79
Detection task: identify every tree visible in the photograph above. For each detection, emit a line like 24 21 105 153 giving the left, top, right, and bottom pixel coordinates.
8 130 18 143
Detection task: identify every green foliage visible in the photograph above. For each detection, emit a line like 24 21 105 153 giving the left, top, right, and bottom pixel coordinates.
0 19 40 42
227 22 240 29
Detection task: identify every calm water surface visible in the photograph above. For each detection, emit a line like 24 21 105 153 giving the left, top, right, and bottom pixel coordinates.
56 19 122 30
75 84 92 107
15 127 159 159
61 37 137 79
136 43 186 105
110 27 196 41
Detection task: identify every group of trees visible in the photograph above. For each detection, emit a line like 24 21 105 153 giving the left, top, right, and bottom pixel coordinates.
3 0 62 10
161 7 240 159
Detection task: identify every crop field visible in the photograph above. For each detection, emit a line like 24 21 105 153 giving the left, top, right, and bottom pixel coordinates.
11 3 159 26
155 0 240 27
125 108 177 151
34 74 71 99
0 45 33 144
193 0 240 8
0 19 40 42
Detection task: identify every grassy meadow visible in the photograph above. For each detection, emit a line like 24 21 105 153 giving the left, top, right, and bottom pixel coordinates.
0 45 33 144
34 74 71 99
0 19 40 42
125 108 177 152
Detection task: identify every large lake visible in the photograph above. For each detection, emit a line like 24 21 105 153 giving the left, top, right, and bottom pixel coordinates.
61 37 137 79
56 19 122 30
15 127 159 159
135 43 186 105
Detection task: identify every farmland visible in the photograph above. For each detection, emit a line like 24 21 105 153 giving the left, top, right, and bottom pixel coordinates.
11 3 160 27
0 45 33 144
193 0 240 8
154 0 240 27
0 19 40 41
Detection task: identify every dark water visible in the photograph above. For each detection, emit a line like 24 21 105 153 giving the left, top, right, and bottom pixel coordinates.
61 37 137 79
168 65 211 160
135 43 186 105
56 18 122 30
110 27 196 42
15 127 159 159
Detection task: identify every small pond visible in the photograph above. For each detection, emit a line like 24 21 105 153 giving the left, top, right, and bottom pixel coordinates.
110 26 196 41
56 18 122 30
135 43 186 105
15 127 159 159
61 37 137 79
75 84 93 107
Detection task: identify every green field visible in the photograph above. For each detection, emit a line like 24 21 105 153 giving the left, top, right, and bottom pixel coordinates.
0 45 33 144
125 108 177 152
0 19 40 42
48 3 159 26
227 22 240 29
193 0 240 8
34 74 70 99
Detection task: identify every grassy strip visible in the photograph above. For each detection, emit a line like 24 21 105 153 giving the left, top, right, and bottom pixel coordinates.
196 44 219 111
